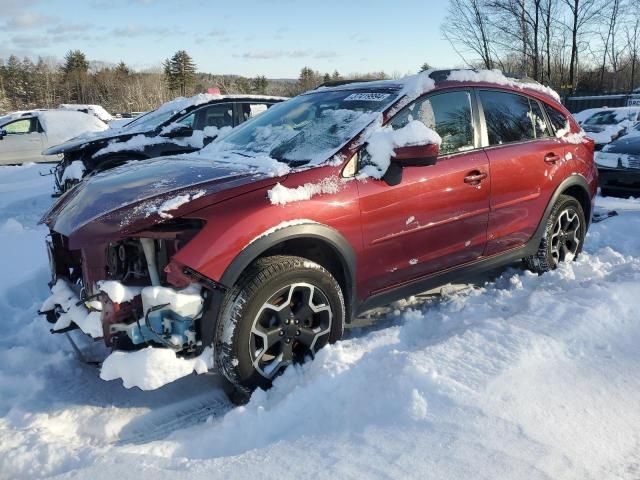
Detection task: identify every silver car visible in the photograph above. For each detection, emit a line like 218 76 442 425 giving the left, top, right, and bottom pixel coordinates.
0 110 107 165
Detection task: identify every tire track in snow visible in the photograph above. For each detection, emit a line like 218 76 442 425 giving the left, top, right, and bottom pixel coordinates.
114 388 233 445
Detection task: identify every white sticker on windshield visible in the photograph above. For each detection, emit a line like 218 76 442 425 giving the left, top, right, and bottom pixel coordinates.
343 93 391 102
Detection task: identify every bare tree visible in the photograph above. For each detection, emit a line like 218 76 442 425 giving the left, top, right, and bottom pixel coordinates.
562 0 601 91
442 0 494 69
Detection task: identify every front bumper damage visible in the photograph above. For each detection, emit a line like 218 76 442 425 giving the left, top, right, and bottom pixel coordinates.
38 228 222 389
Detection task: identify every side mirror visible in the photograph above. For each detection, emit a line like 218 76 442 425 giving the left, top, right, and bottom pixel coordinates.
0 128 6 140
392 143 439 167
383 142 439 187
161 125 193 139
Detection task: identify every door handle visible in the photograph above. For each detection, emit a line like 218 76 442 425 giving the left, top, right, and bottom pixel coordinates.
464 171 487 185
544 152 561 164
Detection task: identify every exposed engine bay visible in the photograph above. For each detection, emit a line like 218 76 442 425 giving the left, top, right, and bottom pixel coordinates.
40 220 210 357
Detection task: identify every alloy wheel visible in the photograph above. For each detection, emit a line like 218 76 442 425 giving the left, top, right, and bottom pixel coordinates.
550 208 581 264
249 282 332 379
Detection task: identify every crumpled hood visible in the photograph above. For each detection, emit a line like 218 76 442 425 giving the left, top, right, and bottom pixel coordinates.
42 128 149 155
41 156 281 246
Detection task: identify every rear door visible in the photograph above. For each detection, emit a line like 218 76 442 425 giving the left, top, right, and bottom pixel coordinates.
0 117 44 165
478 90 566 256
357 89 491 295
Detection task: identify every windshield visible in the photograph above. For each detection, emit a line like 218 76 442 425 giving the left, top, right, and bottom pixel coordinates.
584 111 618 126
123 110 175 131
204 89 399 165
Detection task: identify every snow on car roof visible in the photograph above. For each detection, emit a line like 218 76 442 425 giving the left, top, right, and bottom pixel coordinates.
38 110 108 143
315 69 561 103
153 93 288 117
58 104 114 122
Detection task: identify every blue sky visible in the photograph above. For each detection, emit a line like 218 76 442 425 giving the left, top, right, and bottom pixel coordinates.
0 0 461 78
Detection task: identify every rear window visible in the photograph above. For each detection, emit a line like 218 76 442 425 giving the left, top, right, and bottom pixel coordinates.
479 90 535 145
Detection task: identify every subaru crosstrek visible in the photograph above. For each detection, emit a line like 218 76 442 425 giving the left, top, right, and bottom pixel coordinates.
39 69 597 402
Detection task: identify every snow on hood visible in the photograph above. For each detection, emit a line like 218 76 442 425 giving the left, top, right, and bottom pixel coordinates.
41 156 284 243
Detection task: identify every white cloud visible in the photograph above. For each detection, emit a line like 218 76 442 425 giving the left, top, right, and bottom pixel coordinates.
237 49 338 60
4 11 58 30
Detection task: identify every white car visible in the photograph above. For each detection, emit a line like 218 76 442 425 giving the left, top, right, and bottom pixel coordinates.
575 107 640 149
0 110 107 165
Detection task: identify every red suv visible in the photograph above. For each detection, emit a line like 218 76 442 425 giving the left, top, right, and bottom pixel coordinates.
40 69 597 401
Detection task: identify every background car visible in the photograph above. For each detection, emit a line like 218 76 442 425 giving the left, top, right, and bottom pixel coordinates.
595 123 640 197
45 94 287 194
574 106 640 149
0 110 108 165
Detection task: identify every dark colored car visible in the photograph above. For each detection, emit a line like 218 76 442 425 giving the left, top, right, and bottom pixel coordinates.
44 94 286 195
595 124 640 196
39 69 597 402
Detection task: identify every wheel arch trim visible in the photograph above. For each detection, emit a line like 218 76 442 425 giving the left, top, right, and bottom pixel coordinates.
219 221 358 317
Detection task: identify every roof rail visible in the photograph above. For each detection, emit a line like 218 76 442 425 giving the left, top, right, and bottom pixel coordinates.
315 78 381 89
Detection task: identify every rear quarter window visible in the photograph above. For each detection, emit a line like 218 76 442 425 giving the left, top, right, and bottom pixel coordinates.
543 103 569 133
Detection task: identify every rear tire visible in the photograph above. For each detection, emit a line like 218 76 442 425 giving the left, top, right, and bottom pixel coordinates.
524 195 586 274
214 255 345 403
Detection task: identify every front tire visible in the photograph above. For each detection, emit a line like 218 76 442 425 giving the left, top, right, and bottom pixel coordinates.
215 256 345 402
524 195 586 273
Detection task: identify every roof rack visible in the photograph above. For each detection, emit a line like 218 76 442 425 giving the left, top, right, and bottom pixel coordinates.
315 78 380 89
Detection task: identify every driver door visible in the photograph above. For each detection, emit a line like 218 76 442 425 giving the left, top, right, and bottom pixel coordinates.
0 117 44 165
356 90 491 295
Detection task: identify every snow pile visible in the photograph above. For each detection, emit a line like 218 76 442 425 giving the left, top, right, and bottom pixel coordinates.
358 119 442 179
60 160 86 182
447 69 561 101
100 346 213 390
40 279 103 338
38 110 108 144
154 190 205 219
97 280 143 303
268 176 342 206
140 284 203 319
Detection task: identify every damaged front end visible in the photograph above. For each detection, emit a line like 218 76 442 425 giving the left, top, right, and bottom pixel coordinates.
39 218 221 385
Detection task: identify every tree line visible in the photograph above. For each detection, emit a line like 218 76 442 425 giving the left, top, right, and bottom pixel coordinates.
442 0 640 94
0 49 391 116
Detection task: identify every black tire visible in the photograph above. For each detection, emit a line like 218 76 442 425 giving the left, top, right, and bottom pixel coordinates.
524 194 586 274
215 255 345 403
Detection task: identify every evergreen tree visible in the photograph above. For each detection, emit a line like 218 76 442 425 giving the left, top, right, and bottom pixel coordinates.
163 50 197 96
62 50 89 74
331 70 342 81
115 61 130 76
419 62 432 72
61 50 89 103
251 75 268 94
298 66 320 92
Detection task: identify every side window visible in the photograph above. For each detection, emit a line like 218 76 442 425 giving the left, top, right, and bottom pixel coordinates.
4 118 36 134
240 103 270 122
187 104 233 130
479 90 535 145
390 91 475 155
529 99 551 138
543 103 568 133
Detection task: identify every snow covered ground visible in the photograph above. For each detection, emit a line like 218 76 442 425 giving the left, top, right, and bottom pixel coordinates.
0 164 639 479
